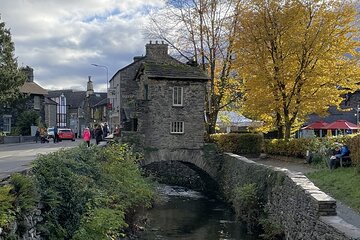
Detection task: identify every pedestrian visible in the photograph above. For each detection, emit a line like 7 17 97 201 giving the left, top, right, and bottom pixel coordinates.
94 125 103 145
83 127 91 147
103 123 109 138
114 125 121 137
53 126 58 143
35 128 40 143
40 128 49 143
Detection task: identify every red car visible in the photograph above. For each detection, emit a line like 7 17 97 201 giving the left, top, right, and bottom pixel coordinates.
57 128 75 141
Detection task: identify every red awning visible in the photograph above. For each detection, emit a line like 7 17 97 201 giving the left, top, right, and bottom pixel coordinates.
321 120 358 130
302 121 328 130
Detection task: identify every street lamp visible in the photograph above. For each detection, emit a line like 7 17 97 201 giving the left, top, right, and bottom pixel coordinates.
91 63 108 91
91 63 110 130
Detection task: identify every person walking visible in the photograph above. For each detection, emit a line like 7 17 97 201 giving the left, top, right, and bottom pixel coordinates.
103 123 109 138
83 127 91 147
94 125 103 145
53 126 58 143
35 128 40 143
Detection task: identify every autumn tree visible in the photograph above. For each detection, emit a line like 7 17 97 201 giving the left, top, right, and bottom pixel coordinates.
233 0 360 139
0 17 26 105
146 0 243 134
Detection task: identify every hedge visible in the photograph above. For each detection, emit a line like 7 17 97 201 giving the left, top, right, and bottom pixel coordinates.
211 132 360 165
210 133 263 156
264 135 360 165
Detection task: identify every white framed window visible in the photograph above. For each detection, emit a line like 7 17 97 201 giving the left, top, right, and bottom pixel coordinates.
34 96 40 109
170 121 184 134
173 87 183 106
3 115 12 133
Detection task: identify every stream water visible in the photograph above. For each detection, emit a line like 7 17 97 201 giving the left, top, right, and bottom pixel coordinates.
138 185 257 240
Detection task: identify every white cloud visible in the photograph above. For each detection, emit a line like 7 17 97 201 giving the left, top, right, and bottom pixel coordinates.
1 0 165 91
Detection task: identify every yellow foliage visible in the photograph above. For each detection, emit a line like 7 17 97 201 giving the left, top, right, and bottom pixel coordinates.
234 0 360 138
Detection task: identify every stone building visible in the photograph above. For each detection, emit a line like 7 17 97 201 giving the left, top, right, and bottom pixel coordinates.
0 66 48 134
112 41 209 152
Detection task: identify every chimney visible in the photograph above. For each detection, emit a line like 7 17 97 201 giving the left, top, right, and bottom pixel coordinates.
86 76 94 97
145 40 168 57
21 66 34 82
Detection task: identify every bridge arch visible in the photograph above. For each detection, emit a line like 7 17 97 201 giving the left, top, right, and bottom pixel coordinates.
140 148 219 179
140 147 222 194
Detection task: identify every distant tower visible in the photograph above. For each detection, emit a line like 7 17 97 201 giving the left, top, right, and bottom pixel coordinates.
86 76 94 97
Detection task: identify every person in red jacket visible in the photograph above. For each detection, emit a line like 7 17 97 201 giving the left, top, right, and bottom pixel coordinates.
83 127 91 147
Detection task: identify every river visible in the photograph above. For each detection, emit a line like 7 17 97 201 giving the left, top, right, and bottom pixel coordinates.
138 185 257 240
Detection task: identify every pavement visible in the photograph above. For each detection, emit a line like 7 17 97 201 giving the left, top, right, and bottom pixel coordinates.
250 156 360 229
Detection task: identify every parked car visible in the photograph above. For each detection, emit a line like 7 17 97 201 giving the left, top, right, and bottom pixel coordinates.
47 127 55 139
57 128 75 141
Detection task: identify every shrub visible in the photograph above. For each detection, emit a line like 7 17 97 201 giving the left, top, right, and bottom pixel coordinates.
345 134 360 166
259 218 285 240
15 110 39 136
0 144 154 240
0 185 15 230
210 133 263 156
32 144 154 239
232 183 262 234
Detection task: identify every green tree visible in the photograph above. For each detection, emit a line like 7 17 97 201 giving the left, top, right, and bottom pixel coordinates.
234 0 360 139
15 110 39 135
0 17 26 104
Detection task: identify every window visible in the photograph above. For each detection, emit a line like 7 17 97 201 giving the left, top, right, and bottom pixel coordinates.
3 115 12 133
170 121 184 134
56 94 67 127
173 87 183 106
34 96 40 109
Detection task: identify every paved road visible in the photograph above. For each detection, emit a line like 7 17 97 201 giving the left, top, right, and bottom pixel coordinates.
252 156 360 230
0 140 81 180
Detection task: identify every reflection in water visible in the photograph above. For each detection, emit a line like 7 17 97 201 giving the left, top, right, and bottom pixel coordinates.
138 185 257 240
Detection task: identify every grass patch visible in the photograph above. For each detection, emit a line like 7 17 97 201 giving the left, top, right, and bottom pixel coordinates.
306 167 360 213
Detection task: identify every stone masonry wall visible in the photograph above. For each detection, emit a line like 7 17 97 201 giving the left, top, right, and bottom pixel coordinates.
219 153 360 240
140 80 205 150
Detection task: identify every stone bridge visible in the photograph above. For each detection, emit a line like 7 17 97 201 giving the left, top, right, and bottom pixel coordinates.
140 144 222 180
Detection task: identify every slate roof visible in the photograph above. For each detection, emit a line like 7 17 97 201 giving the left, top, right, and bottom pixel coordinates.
142 62 209 81
88 92 107 107
47 90 86 109
45 97 57 105
93 97 108 107
20 82 48 95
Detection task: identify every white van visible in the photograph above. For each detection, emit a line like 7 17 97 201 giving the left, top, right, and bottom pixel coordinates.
47 127 55 139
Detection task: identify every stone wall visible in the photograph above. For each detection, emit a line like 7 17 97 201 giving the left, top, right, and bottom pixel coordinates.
0 208 43 240
219 153 360 240
139 80 205 150
1 136 34 144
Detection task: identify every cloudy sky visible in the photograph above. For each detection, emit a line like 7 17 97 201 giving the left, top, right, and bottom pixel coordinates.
1 0 165 92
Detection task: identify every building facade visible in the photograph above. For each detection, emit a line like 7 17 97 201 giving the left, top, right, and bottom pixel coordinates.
0 66 48 135
115 42 209 151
